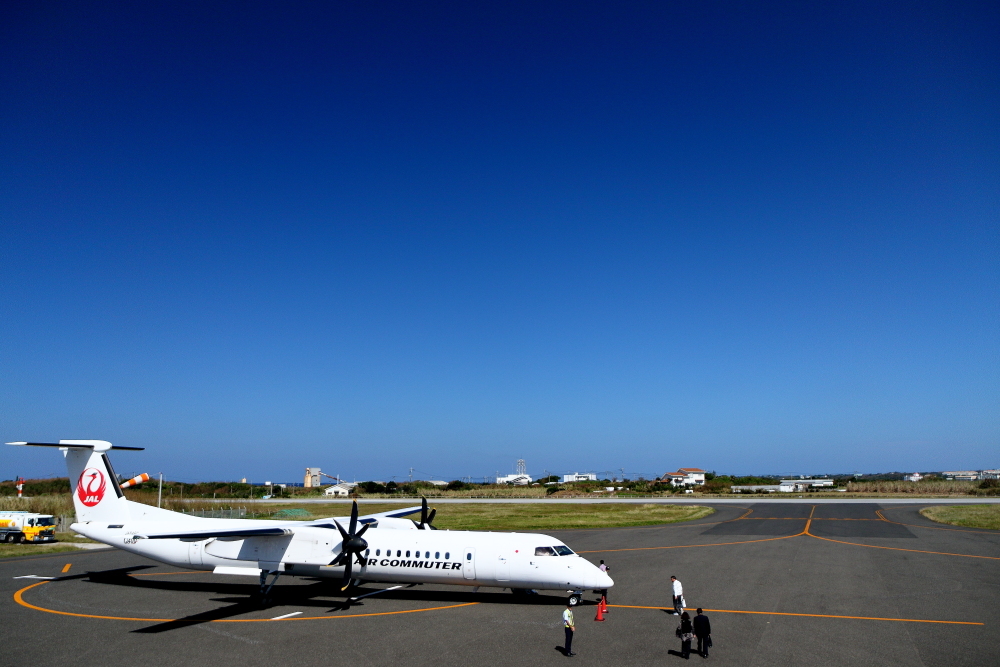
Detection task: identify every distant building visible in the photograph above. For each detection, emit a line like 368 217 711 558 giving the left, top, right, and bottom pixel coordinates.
731 485 782 493
563 473 597 483
660 468 707 487
981 470 1000 480
304 467 322 488
323 482 357 497
497 474 532 485
903 473 924 482
942 471 979 481
779 478 833 491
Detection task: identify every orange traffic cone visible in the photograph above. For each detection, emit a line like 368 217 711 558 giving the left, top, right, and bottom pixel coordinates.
601 595 609 614
594 601 605 621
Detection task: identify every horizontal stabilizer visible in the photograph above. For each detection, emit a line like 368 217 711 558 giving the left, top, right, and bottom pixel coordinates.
6 441 144 451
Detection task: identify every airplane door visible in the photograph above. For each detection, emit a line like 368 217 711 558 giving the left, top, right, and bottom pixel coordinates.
189 541 204 566
463 547 476 579
496 553 510 581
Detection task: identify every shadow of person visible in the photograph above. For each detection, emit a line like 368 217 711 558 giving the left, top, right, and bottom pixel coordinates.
667 649 687 659
555 646 568 656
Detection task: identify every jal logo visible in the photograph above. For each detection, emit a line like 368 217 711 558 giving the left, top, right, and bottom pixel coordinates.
77 468 107 507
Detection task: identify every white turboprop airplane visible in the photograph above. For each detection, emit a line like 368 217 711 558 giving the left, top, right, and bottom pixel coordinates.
8 441 613 604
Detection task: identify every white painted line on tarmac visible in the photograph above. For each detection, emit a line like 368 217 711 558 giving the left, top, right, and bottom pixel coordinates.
350 585 404 601
270 611 303 620
13 575 56 579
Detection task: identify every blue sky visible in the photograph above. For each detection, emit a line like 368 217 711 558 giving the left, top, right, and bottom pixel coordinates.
2 1 997 482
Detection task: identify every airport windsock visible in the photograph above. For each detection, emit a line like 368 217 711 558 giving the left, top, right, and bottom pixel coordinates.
120 473 150 489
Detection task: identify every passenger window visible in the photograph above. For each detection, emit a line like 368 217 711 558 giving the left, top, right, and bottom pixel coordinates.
406 550 410 557
435 552 440 559
445 552 450 559
397 550 401 557
425 551 430 558
466 552 471 560
376 549 380 556
416 551 421 558
534 546 557 556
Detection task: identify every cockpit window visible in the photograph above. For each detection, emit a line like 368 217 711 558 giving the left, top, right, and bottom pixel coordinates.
554 545 574 556
534 546 557 556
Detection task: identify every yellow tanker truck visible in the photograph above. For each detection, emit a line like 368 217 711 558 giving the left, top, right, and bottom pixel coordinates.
0 511 57 543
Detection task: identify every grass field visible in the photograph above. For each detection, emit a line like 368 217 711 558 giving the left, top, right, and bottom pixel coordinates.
248 502 715 531
920 505 1000 530
0 532 98 559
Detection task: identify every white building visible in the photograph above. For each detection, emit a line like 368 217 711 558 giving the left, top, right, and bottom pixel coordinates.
496 474 532 485
660 468 707 487
779 478 833 490
323 482 357 497
903 473 924 482
981 470 1000 480
942 471 979 481
563 473 597 483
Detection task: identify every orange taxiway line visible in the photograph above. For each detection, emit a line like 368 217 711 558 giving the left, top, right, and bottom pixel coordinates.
607 604 983 625
61 563 71 573
805 531 1000 560
577 532 804 554
13 580 480 623
875 509 1000 535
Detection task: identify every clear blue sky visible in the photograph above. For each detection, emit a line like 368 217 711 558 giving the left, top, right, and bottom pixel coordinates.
2 1 997 482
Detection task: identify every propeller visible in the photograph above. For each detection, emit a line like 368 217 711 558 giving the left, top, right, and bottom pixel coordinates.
417 497 437 530
330 500 370 591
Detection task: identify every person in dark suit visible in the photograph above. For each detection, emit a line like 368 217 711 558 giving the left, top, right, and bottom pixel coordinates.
693 608 712 658
678 611 693 659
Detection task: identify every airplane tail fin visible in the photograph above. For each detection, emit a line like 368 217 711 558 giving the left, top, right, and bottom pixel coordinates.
6 440 140 522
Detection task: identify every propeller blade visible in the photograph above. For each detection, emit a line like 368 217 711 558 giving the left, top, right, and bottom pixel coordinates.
356 523 370 539
333 519 349 541
420 497 429 526
340 557 353 591
426 508 436 526
349 500 359 534
356 553 367 566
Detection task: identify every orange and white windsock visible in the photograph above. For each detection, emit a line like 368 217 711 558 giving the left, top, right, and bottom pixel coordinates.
120 473 150 489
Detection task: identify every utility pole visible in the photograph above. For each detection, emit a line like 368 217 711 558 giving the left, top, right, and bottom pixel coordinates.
157 473 163 508
621 468 626 482
409 468 414 483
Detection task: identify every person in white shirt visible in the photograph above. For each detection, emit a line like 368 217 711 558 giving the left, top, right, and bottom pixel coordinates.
671 575 684 615
562 602 576 656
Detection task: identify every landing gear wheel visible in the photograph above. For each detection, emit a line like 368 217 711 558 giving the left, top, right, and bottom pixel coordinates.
567 594 581 606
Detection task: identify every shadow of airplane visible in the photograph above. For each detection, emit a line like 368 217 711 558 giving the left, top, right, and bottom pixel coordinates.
62 572 588 633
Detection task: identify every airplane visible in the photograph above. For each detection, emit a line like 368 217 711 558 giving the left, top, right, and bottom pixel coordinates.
7 440 613 605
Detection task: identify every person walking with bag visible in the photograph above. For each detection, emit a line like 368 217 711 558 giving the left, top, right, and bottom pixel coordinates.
677 611 694 659
693 608 712 658
670 575 685 615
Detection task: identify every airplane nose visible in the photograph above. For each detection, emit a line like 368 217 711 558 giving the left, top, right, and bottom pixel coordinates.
585 564 614 589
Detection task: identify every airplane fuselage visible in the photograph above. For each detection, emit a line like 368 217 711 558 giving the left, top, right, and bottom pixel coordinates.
72 519 613 593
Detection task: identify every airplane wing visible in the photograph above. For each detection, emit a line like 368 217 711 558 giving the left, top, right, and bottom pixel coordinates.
136 506 423 540
136 527 295 540
306 505 422 528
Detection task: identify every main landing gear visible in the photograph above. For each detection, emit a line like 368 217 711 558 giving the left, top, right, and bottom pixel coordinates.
256 569 281 605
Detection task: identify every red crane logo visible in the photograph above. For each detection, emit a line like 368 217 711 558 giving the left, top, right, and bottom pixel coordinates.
77 468 107 507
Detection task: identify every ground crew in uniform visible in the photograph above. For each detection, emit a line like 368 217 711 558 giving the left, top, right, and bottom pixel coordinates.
671 575 684 615
562 602 576 656
599 560 610 602
693 608 712 658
